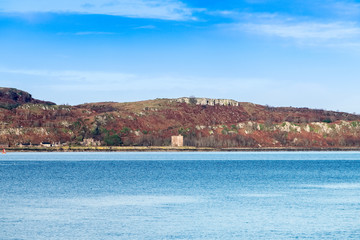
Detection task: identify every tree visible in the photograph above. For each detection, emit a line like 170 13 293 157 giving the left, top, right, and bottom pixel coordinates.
189 95 197 105
104 134 122 146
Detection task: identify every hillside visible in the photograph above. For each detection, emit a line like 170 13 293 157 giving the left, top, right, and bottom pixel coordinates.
1 88 360 149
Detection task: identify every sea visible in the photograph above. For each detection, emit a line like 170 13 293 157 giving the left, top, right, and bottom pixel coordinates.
1 152 360 239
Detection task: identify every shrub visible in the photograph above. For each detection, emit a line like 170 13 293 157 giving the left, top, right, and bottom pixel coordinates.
104 134 122 146
121 126 131 135
322 118 332 123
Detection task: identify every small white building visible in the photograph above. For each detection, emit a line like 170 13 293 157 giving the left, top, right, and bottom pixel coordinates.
18 142 32 147
40 142 52 147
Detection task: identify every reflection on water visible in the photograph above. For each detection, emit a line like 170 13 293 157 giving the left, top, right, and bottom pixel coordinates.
237 193 284 198
67 195 201 207
1 152 360 239
302 183 360 189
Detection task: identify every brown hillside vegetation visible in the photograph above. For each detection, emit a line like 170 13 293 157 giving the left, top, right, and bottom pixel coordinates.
1 88 360 148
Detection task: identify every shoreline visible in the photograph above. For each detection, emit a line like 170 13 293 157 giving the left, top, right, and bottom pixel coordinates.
3 146 360 152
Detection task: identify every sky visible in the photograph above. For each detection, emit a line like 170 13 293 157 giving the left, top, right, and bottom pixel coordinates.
1 0 360 113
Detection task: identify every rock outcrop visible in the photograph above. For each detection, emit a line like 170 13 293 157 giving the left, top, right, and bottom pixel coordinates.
175 97 239 106
0 87 55 109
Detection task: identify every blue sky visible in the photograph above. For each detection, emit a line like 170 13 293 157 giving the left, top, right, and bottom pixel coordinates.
1 0 360 113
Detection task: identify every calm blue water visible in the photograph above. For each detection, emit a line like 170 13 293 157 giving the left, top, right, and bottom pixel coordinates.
1 152 360 239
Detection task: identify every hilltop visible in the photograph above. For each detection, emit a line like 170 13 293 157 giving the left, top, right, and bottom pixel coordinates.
1 88 360 149
0 87 55 109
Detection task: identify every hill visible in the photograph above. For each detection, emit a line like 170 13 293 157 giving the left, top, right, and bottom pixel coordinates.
1 88 360 149
0 88 55 109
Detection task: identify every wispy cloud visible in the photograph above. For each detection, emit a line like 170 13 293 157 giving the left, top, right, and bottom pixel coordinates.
0 0 196 21
0 68 135 84
222 12 360 47
320 0 360 18
134 25 156 29
56 31 116 36
207 10 240 17
0 67 269 93
242 21 360 41
75 31 115 35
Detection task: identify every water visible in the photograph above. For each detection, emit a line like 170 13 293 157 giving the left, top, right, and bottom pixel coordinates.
1 152 360 239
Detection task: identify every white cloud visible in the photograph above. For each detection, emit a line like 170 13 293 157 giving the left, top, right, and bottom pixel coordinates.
0 0 195 21
220 12 360 47
242 21 360 40
0 68 135 84
321 0 360 17
207 10 239 17
56 31 116 35
0 67 270 94
74 31 115 35
134 25 156 29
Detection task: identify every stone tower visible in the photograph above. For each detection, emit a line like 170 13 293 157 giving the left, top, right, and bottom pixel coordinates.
171 135 184 147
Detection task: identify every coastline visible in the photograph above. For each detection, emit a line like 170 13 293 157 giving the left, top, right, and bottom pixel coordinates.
3 146 360 152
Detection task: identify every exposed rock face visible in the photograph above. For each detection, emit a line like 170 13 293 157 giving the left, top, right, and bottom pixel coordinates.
175 97 239 106
0 87 55 109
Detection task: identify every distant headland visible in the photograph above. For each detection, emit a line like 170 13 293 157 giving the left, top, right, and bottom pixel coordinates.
1 87 360 151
